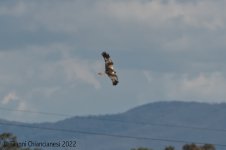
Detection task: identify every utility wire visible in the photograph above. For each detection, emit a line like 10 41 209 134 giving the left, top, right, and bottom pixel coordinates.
1 107 226 133
0 121 226 147
0 107 70 117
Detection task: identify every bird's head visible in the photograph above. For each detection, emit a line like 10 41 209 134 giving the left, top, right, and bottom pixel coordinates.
98 72 105 76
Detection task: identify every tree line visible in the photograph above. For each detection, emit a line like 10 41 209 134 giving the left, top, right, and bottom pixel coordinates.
1 132 216 150
0 132 40 150
131 144 215 150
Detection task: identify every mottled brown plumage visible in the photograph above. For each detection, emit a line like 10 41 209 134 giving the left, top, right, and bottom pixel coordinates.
101 51 119 86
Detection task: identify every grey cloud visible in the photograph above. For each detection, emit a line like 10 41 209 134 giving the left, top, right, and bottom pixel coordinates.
1 0 226 53
1 0 226 77
1 0 226 122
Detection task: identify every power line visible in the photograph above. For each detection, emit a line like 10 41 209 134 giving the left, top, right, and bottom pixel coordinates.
0 107 70 117
1 106 226 133
0 121 226 147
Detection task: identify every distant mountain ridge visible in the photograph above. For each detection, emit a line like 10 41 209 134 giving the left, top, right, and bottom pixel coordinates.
0 101 226 150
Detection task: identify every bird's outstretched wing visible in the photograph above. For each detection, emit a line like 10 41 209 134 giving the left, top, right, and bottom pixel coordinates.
108 73 119 86
101 51 119 86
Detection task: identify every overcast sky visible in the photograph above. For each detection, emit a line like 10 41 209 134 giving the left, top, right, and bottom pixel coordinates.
1 0 226 123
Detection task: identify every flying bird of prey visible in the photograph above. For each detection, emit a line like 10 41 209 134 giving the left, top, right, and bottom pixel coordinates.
98 51 119 86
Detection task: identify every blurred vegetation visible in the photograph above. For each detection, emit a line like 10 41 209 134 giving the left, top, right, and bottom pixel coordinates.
132 144 215 150
0 132 41 150
0 132 216 150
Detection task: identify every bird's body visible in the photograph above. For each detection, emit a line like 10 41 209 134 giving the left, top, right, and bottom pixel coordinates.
100 51 119 86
